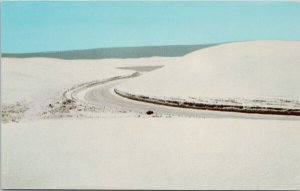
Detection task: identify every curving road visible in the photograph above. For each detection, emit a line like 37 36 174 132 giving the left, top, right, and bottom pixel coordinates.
66 74 300 120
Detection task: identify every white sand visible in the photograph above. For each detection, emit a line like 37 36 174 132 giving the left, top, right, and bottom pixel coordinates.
2 118 300 189
1 57 177 121
116 41 300 106
2 57 175 104
2 42 300 189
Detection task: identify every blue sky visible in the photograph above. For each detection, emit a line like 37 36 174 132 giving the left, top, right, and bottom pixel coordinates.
2 1 300 53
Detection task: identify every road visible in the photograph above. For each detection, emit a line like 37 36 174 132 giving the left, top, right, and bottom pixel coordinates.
66 75 299 120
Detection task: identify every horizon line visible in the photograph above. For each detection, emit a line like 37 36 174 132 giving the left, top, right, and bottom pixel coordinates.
2 43 219 55
3 39 300 55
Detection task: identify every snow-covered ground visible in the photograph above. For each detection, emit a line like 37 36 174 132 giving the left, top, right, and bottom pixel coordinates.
2 118 300 189
116 41 300 112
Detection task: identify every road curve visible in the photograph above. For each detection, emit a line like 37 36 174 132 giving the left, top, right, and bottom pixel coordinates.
65 74 300 120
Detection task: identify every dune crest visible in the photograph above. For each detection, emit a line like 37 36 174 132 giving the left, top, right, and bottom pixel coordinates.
116 41 300 111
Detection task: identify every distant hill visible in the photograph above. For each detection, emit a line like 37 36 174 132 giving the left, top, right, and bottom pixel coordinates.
2 44 215 60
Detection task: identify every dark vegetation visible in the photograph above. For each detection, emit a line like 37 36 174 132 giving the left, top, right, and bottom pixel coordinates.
114 89 300 116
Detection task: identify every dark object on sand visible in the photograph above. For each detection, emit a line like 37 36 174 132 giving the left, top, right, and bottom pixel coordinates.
63 99 73 105
146 110 154 115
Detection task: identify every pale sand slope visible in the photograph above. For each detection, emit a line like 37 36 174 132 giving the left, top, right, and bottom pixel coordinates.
2 57 176 104
116 41 300 109
1 57 177 121
2 118 300 189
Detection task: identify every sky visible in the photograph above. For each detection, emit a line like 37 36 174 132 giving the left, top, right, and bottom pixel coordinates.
2 1 300 53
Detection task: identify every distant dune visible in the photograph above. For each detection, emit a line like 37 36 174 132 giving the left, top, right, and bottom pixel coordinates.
2 44 215 60
116 41 300 114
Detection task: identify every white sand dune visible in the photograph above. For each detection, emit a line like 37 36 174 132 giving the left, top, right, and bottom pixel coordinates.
1 57 178 122
116 41 300 110
2 57 176 104
2 118 300 189
1 43 300 189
